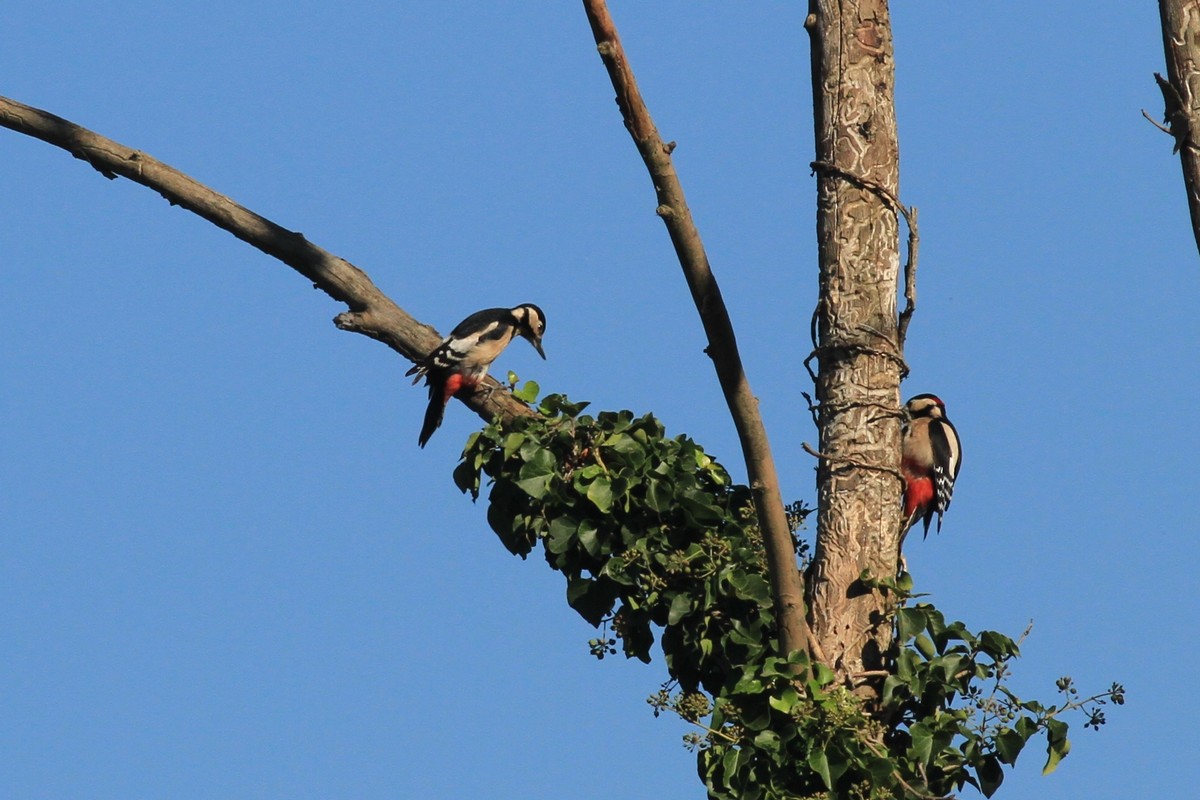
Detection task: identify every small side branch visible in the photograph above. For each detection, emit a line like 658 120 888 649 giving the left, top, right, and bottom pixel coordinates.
582 0 812 666
0 94 535 428
802 442 906 489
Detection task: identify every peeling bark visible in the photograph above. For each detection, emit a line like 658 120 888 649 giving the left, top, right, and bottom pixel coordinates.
1157 0 1200 257
804 1 906 693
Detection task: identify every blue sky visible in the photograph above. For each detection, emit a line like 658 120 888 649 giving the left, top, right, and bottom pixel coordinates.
2 2 1194 798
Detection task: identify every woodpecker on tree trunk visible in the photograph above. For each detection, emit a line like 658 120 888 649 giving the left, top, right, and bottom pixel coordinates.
901 393 962 538
406 304 546 448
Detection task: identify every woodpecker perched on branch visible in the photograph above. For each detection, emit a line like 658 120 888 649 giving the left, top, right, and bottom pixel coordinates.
406 304 546 448
901 393 962 538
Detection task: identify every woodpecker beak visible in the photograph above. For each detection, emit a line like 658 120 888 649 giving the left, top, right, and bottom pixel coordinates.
531 336 546 360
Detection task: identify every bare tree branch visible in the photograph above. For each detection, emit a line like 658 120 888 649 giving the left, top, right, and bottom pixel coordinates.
1156 2 1200 259
0 94 535 429
580 0 813 666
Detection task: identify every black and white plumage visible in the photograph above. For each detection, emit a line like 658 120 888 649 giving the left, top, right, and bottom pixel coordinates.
901 393 962 537
406 304 546 448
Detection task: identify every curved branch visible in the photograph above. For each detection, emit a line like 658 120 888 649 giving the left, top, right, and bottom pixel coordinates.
0 94 535 429
580 1 812 665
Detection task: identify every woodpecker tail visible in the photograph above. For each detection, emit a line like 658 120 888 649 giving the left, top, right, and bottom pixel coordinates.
418 388 448 448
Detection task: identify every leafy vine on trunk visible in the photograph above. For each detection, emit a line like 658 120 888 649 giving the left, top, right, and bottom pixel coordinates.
457 388 1123 799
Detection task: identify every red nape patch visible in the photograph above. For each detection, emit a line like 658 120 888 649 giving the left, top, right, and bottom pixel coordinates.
904 477 934 518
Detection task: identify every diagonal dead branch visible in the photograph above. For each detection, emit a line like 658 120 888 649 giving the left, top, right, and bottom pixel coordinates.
0 94 535 429
581 0 813 667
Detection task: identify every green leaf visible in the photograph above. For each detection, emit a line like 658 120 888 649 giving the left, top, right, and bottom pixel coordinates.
514 473 552 499
452 458 480 497
512 379 540 403
753 729 781 754
577 520 601 558
897 606 926 641
733 573 771 606
566 576 614 626
914 633 936 660
980 629 1020 659
767 685 799 714
586 476 614 514
994 726 1027 765
1042 719 1071 775
667 592 693 626
546 516 577 555
977 754 1004 797
1015 715 1039 740
807 748 833 790
643 478 670 513
502 432 526 459
908 723 933 765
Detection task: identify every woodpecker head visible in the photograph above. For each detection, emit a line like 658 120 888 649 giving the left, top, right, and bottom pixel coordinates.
905 393 947 421
512 303 547 359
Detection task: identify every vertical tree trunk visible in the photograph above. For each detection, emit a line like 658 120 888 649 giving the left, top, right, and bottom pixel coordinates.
804 1 905 690
1157 0 1200 258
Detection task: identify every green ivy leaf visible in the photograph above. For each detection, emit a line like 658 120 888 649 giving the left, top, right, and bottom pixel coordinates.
978 753 1004 797
667 592 693 626
502 432 526 459
511 379 540 403
546 516 578 555
908 723 933 766
994 726 1027 766
566 575 614 626
767 685 799 714
914 633 936 660
897 606 926 641
807 748 833 790
1042 719 1071 775
452 458 480 497
578 520 602 558
586 476 614 514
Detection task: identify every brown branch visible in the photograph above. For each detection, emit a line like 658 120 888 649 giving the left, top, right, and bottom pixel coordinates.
0 94 535 429
581 0 812 666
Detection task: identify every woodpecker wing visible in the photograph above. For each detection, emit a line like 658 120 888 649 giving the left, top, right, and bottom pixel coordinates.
928 417 962 531
406 308 517 382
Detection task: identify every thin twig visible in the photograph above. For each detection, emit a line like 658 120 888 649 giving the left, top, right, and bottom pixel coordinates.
1142 107 1174 136
898 205 919 349
802 442 906 487
807 343 909 375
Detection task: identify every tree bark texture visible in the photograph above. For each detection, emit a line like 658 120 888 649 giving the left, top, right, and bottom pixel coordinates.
1157 0 1200 258
804 1 907 688
581 0 812 666
0 95 536 430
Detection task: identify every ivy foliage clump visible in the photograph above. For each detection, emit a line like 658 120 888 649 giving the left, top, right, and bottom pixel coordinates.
455 387 1122 799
